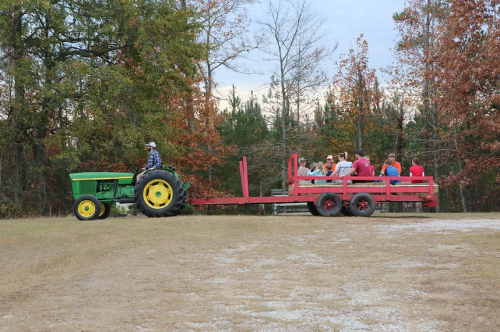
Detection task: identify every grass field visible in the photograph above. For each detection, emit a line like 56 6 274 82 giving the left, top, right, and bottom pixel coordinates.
1 213 500 331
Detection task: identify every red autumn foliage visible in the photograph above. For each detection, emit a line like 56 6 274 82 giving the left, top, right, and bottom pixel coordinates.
436 0 500 186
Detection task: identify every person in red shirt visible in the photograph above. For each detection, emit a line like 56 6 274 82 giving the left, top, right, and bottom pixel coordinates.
339 150 372 183
365 155 375 176
380 153 401 176
410 157 425 183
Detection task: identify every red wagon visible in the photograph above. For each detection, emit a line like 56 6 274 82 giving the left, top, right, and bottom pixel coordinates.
190 153 438 217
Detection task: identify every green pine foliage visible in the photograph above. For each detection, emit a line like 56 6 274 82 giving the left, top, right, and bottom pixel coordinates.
213 86 273 214
0 0 204 217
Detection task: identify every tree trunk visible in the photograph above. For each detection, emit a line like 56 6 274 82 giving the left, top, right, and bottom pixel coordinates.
180 0 195 132
15 145 23 206
396 103 404 160
453 129 467 213
280 59 287 190
466 183 475 212
357 68 364 150
281 152 287 190
12 8 26 207
259 182 265 215
432 103 440 213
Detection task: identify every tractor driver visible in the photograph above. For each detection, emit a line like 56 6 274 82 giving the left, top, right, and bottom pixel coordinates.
136 142 162 183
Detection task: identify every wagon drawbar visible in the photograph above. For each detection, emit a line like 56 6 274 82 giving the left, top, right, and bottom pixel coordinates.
190 154 438 217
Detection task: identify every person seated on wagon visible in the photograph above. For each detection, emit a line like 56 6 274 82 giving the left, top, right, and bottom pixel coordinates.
381 159 401 185
312 161 327 184
364 155 376 176
410 157 425 183
325 163 334 183
380 153 401 176
297 157 310 183
331 152 353 184
339 150 372 183
323 155 336 173
307 162 317 183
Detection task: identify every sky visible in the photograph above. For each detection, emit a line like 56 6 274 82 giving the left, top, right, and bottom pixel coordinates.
215 0 406 110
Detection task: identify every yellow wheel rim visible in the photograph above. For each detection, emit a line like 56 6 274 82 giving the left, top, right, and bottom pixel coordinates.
78 200 97 218
99 202 105 216
143 179 173 209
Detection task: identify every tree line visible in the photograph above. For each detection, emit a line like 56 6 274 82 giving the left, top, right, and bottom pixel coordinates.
213 0 500 214
0 0 498 217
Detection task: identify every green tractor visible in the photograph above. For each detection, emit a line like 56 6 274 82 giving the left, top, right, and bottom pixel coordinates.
69 167 191 220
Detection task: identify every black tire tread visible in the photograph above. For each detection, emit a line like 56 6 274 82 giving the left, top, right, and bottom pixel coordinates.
74 195 101 221
349 193 376 217
307 202 321 216
341 205 354 217
316 192 342 217
134 171 184 218
98 203 111 219
177 190 188 213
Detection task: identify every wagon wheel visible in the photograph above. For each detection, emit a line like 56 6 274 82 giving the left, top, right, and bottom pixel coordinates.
315 192 342 217
307 202 321 216
341 205 354 217
349 193 376 217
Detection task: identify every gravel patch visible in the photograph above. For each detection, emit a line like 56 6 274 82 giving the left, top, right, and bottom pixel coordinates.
379 219 500 232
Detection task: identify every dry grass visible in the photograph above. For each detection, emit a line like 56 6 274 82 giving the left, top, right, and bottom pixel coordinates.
0 213 499 331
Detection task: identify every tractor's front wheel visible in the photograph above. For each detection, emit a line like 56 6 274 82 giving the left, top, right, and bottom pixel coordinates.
134 171 184 218
74 196 101 221
99 202 111 219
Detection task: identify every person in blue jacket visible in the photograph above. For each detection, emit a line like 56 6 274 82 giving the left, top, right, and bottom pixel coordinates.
309 161 326 184
381 159 401 185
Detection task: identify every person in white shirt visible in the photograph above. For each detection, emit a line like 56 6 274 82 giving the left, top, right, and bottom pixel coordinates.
331 152 353 184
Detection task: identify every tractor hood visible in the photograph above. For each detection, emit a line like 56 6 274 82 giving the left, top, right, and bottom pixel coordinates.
69 172 134 185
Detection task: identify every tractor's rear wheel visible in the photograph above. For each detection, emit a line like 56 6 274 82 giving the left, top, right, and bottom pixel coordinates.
98 202 111 219
178 190 188 213
74 196 101 221
175 181 188 214
134 171 184 218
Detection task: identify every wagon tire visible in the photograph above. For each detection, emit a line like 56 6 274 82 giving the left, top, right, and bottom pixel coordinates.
307 202 321 216
315 192 342 217
134 171 184 218
341 206 354 216
74 195 101 221
349 193 376 217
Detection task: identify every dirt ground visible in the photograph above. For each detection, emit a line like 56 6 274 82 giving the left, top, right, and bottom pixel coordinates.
1 213 499 331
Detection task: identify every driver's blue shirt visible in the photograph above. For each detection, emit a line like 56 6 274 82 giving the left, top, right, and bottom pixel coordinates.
146 149 161 169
